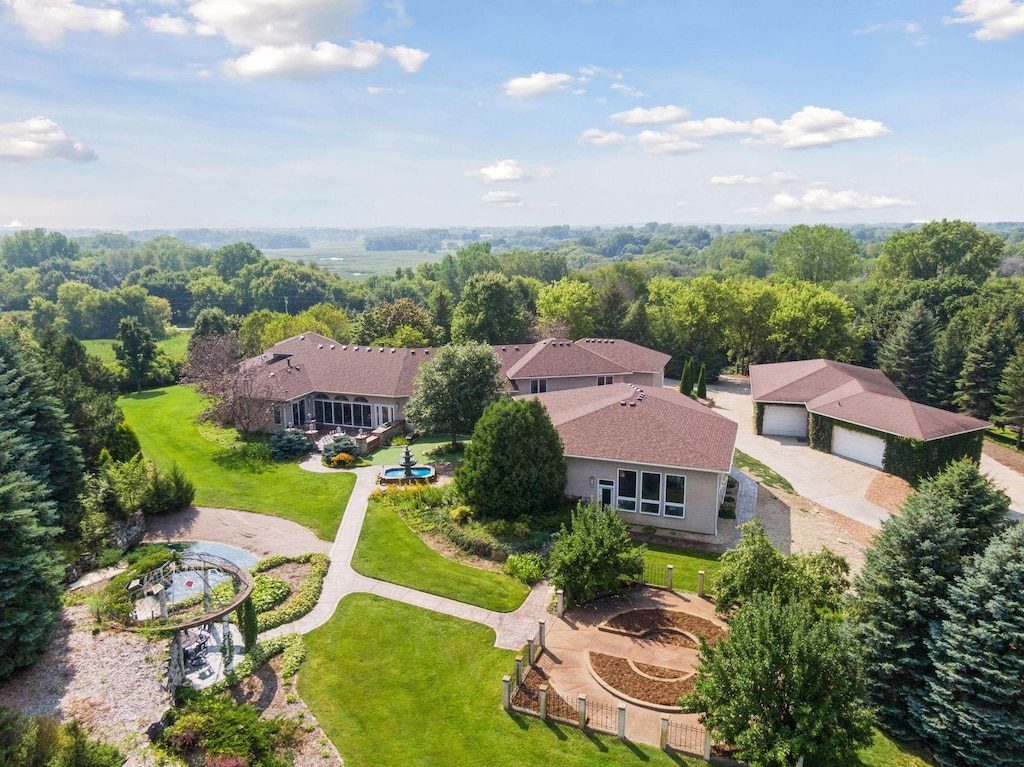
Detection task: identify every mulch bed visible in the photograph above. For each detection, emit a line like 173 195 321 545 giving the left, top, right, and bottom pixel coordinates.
589 652 693 706
511 668 577 721
984 440 1024 474
633 660 686 680
603 609 726 646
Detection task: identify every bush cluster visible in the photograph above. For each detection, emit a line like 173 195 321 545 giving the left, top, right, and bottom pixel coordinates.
256 553 330 632
141 464 196 515
328 452 354 468
249 575 291 613
0 709 124 767
202 634 304 695
321 434 358 466
269 428 309 460
502 553 545 584
100 545 178 622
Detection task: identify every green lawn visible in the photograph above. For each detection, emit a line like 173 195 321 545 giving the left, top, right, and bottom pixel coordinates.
299 594 700 767
644 545 721 595
120 386 355 540
356 434 469 467
82 332 189 364
351 498 529 612
733 449 795 493
300 595 933 767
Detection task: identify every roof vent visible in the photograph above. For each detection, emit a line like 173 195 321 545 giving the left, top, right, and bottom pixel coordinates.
318 344 323 349
366 347 372 352
299 335 305 340
353 346 359 351
411 350 416 355
269 372 275 377
390 348 396 353
514 346 520 351
342 345 348 350
330 344 335 349
501 346 507 351
424 349 430 355
629 401 636 407
379 347 384 352
620 400 626 406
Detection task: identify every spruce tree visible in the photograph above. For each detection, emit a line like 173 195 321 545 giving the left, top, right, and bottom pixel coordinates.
0 327 84 533
878 300 936 403
680 357 694 396
955 320 1012 420
0 428 63 678
930 327 966 410
696 363 707 399
995 344 1024 449
923 523 1024 766
916 458 1008 558
853 495 964 739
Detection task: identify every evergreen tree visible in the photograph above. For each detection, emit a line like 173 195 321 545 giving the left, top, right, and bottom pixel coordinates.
853 496 964 739
995 344 1024 449
428 286 454 345
923 523 1024 767
955 320 1012 420
930 327 966 410
113 316 158 393
878 300 936 403
0 428 63 679
916 458 1008 558
696 363 707 399
0 327 84 533
454 398 566 520
680 357 694 396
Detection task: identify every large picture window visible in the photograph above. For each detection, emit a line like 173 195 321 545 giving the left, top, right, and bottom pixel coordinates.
314 397 372 428
530 379 547 394
640 471 661 515
617 469 637 512
665 474 686 517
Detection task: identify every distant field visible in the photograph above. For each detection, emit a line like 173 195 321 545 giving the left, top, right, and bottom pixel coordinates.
264 240 453 280
82 332 188 364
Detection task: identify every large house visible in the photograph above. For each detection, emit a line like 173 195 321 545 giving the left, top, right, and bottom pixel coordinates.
243 332 736 535
750 359 989 481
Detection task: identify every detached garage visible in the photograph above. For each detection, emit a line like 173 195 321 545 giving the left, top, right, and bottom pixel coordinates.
762 404 808 438
831 425 885 468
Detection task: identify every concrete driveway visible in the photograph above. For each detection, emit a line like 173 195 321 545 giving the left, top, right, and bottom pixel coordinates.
705 379 890 528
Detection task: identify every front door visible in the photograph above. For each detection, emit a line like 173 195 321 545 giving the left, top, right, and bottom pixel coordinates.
376 405 394 427
598 479 614 508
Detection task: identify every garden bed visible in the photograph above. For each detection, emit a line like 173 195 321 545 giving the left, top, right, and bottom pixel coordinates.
511 667 577 722
600 608 726 646
588 652 693 707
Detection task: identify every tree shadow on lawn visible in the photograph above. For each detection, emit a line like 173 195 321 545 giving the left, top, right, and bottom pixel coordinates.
127 390 166 400
211 444 275 474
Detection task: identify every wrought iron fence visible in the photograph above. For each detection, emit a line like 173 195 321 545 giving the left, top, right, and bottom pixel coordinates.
666 721 706 756
584 699 618 735
641 562 669 588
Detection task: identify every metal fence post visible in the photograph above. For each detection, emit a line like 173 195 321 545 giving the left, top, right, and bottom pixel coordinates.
577 694 587 729
515 654 523 685
502 675 511 711
617 703 626 739
660 715 669 750
527 638 535 665
703 730 711 760
666 564 674 591
539 684 548 721
556 589 565 617
698 569 706 598
538 619 546 649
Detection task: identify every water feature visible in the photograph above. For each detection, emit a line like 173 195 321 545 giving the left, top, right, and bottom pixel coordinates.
379 444 436 484
382 466 433 479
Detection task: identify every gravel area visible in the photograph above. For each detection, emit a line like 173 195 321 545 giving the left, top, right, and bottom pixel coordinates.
0 606 169 767
865 473 914 513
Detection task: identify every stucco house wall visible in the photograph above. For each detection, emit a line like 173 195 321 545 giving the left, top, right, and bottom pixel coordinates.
564 456 724 536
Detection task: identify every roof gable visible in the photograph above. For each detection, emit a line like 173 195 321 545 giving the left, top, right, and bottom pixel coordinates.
506 339 629 379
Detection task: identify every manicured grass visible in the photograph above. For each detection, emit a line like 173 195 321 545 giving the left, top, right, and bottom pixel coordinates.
299 594 700 767
120 386 354 540
733 449 795 493
82 332 189 364
986 428 1023 452
356 434 469 467
644 545 721 595
351 498 529 612
300 595 926 767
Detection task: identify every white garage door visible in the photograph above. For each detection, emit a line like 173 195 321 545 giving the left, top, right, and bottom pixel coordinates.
832 426 885 468
762 405 808 438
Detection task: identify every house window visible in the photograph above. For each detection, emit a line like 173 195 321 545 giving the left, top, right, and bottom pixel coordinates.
273 407 282 425
597 376 613 386
617 469 637 512
530 379 547 394
665 474 686 518
640 471 661 515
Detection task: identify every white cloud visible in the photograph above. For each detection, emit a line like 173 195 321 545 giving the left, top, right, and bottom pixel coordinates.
0 117 97 162
383 0 411 32
769 171 799 183
945 0 1024 40
635 131 701 155
503 71 574 97
145 14 191 36
536 166 555 179
188 0 362 48
610 83 644 98
387 45 429 72
5 0 128 43
367 86 404 95
5 220 24 227
467 159 527 183
578 128 629 146
669 107 888 148
853 23 884 35
481 190 523 207
224 40 427 78
675 200 689 208
711 174 761 185
610 105 688 125
766 187 914 212
671 116 764 138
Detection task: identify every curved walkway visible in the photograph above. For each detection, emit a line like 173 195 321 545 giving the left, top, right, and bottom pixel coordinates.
250 466 554 650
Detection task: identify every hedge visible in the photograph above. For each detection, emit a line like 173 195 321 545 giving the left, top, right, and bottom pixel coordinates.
255 553 330 633
753 402 765 435
203 633 306 695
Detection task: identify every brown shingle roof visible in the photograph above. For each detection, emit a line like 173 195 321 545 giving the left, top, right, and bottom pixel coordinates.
576 338 671 373
506 339 629 379
750 359 990 441
531 383 737 472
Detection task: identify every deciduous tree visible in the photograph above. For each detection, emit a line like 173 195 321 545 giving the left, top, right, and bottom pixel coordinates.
875 219 1004 285
772 224 860 283
451 271 530 343
113 317 158 393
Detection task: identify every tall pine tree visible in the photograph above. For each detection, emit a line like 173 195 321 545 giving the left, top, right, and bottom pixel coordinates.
878 300 936 403
0 327 84 533
930 327 966 411
995 344 1024 449
0 427 63 678
917 458 1008 558
923 522 1024 766
696 363 707 400
955 320 1013 420
680 357 694 397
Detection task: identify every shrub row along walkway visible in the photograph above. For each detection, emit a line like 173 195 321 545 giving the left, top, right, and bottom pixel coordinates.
228 465 555 650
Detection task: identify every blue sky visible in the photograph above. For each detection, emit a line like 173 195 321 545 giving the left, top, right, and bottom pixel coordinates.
1 0 1023 229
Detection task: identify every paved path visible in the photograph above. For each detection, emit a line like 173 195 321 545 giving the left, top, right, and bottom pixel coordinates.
264 466 553 650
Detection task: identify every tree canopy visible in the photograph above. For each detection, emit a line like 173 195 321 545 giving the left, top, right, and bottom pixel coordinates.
772 224 860 283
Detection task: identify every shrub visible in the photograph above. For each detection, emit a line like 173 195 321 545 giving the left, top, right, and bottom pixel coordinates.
503 553 545 584
269 428 310 460
256 554 330 632
328 452 354 469
322 435 359 465
141 464 195 515
100 545 177 622
97 547 124 569
249 575 291 613
448 505 473 525
389 434 409 447
105 419 142 462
